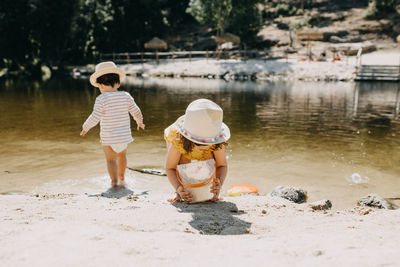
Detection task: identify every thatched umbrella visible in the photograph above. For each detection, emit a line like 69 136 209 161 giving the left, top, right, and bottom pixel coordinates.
212 32 241 58
144 37 168 64
213 32 240 44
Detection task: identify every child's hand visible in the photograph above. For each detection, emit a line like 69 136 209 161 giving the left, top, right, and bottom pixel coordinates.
210 177 222 201
80 130 88 136
137 123 145 131
177 185 193 203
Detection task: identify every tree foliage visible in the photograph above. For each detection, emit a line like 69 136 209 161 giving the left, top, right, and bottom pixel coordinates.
227 0 263 46
365 0 399 18
187 0 233 35
0 0 34 69
187 0 263 45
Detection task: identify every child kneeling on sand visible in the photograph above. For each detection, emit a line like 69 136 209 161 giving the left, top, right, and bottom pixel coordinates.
80 61 145 187
164 99 230 203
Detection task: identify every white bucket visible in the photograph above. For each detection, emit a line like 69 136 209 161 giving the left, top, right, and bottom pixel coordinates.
177 159 215 203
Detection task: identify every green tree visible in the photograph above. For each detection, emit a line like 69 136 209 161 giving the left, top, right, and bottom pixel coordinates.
107 0 167 52
365 0 399 18
187 0 263 45
227 0 263 46
70 0 115 62
161 0 194 30
72 0 170 59
0 0 34 69
30 0 79 69
187 0 233 36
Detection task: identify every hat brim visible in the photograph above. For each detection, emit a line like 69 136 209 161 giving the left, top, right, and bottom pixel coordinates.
89 67 126 87
173 115 231 145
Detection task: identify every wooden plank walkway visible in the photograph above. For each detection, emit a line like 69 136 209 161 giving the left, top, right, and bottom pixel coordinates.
355 65 400 81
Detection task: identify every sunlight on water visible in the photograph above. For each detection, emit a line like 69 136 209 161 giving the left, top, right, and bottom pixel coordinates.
345 172 370 184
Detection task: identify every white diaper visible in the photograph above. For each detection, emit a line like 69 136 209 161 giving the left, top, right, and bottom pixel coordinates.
109 143 128 153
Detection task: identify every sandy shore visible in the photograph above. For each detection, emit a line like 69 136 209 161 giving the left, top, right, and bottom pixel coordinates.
117 49 400 82
1 177 400 266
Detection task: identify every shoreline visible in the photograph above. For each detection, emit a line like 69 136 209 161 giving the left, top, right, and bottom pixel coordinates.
120 58 357 82
1 191 399 266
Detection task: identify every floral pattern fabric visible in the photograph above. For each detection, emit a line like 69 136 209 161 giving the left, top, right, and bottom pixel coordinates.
164 126 217 161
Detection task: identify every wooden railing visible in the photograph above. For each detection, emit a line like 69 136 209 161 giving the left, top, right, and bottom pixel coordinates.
99 46 371 65
100 49 291 64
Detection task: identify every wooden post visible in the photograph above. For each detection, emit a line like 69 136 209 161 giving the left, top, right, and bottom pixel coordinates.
206 50 208 62
285 49 288 63
395 84 400 120
356 48 362 67
244 44 247 62
264 48 266 63
189 51 192 62
141 51 144 64
353 83 359 117
126 53 130 64
172 52 174 63
156 49 159 64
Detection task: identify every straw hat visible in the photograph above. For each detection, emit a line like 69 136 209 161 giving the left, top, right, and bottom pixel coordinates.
174 99 230 145
89 61 126 87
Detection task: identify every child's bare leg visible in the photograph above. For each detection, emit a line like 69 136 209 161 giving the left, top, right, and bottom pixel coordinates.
103 146 118 187
117 150 127 184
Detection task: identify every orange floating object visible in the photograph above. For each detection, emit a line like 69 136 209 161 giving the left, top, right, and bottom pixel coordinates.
229 184 258 194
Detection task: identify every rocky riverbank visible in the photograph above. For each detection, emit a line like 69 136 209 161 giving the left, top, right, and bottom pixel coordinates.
120 58 357 82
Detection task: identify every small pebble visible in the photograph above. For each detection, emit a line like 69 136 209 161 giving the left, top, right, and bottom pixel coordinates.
313 250 324 256
230 207 239 213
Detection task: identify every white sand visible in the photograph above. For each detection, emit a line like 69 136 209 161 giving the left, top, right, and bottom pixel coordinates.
1 182 399 266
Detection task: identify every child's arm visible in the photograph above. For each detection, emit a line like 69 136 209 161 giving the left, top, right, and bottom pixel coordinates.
81 97 103 136
166 146 193 202
127 94 145 130
210 145 228 201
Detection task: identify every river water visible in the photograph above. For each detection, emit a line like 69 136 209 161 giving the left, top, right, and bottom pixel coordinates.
1 77 399 208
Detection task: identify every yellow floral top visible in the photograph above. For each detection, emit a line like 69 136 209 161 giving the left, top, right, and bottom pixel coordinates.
164 127 217 161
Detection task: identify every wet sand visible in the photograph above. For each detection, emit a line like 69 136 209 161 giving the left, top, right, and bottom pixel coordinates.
2 135 400 210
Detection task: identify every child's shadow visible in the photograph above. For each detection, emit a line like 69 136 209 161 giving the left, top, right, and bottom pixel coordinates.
88 186 148 199
172 201 251 235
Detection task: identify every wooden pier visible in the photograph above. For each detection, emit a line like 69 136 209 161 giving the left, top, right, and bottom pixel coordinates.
355 65 400 82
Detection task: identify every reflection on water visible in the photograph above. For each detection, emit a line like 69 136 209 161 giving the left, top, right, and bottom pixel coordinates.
0 77 399 208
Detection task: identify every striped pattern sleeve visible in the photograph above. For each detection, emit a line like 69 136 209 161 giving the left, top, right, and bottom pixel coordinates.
127 93 143 124
82 96 103 131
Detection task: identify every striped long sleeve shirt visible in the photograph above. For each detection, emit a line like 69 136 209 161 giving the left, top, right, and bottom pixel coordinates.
82 91 143 145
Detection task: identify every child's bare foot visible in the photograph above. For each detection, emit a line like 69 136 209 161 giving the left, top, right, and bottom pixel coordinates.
118 176 126 187
111 180 118 187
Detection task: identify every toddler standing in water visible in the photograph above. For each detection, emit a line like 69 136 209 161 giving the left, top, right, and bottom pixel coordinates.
164 99 230 203
80 61 145 187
